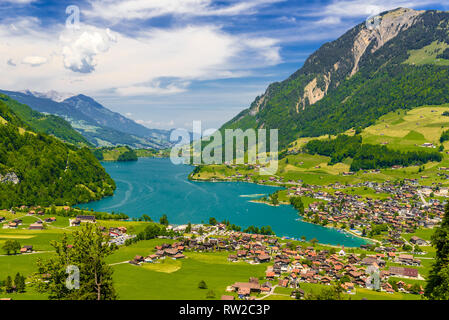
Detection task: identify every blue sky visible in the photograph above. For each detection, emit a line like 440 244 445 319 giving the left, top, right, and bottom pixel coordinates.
0 0 448 130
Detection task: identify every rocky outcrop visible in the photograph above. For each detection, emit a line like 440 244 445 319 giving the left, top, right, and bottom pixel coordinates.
0 172 20 185
350 8 423 76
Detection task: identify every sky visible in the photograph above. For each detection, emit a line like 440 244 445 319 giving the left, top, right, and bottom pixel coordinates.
0 0 448 131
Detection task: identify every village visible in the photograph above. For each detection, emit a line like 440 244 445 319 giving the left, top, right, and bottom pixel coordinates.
126 222 431 300
288 180 445 243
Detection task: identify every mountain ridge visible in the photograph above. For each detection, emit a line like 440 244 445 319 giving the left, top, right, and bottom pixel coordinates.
222 8 449 148
0 89 172 149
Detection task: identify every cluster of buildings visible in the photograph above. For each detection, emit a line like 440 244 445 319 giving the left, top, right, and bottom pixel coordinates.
288 181 445 242
226 242 424 299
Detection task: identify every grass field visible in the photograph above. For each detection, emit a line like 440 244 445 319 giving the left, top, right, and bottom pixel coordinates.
193 104 449 189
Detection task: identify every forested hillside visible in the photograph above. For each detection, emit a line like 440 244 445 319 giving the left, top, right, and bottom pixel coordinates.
0 94 91 147
0 99 115 208
221 9 449 149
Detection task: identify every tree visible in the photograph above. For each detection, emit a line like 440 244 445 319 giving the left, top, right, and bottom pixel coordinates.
425 203 449 299
206 290 216 299
141 214 152 222
14 272 26 293
198 280 207 289
5 276 14 293
33 223 117 300
2 240 21 255
209 217 217 226
185 222 192 233
159 214 169 226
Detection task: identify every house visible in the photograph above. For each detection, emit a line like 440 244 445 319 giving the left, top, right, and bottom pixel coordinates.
255 254 271 263
409 236 428 246
221 295 235 300
397 254 420 266
29 223 43 230
173 253 185 260
389 267 419 278
231 282 261 294
0 217 5 222
133 255 145 263
8 222 18 229
76 215 96 223
20 246 33 253
278 279 289 287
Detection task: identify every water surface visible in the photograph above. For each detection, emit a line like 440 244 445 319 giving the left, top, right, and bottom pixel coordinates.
79 158 366 247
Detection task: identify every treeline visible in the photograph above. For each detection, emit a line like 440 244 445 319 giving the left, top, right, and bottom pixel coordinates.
290 197 305 215
440 130 449 143
118 148 138 161
305 134 442 171
243 225 275 235
53 206 129 220
92 146 138 162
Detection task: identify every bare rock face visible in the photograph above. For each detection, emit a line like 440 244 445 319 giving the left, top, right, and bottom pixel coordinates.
0 172 20 185
350 7 424 76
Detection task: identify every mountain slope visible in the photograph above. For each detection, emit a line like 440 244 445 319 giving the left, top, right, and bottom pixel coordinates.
222 8 449 148
63 95 170 141
0 99 116 208
0 90 172 149
0 94 91 147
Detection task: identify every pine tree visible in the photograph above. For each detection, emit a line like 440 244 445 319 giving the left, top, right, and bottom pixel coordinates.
5 276 14 293
425 203 449 299
33 223 117 300
14 272 26 293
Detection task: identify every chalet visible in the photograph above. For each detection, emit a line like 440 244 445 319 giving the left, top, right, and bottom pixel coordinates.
29 223 43 230
255 254 271 263
232 282 261 294
409 236 428 246
21 245 33 253
76 215 96 223
389 267 419 278
397 254 421 266
278 279 289 287
173 253 185 260
0 217 5 222
221 295 235 300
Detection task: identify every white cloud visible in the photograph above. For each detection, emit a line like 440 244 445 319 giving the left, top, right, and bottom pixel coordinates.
312 0 441 19
0 20 280 96
60 27 117 73
22 55 48 67
85 0 284 21
116 80 190 96
4 0 37 3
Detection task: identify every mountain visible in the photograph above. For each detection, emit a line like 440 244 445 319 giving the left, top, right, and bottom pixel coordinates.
62 94 169 141
222 8 449 148
0 99 116 208
20 89 74 103
0 90 172 149
0 93 91 147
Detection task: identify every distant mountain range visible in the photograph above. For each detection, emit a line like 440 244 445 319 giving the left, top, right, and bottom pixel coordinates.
222 8 449 148
0 89 173 149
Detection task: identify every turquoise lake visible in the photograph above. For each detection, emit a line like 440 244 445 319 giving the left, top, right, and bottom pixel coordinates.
78 158 366 247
